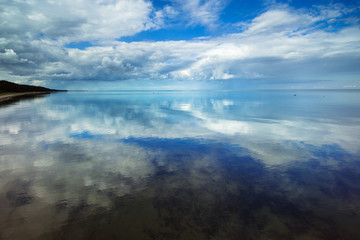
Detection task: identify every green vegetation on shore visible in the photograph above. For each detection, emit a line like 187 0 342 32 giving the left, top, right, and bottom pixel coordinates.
0 80 65 93
0 80 66 103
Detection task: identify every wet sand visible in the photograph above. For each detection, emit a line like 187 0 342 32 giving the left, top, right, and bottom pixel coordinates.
0 92 52 106
0 92 49 101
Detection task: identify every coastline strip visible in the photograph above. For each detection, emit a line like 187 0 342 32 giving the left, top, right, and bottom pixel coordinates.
0 92 50 103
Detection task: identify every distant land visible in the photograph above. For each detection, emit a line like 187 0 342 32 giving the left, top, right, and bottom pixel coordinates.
0 80 65 93
0 80 66 104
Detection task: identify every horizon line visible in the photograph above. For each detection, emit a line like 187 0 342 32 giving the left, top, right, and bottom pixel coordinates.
64 88 360 92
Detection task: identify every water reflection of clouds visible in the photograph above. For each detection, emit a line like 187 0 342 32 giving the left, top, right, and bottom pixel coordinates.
170 97 360 161
1 92 360 164
1 139 157 206
1 92 360 239
1 92 360 184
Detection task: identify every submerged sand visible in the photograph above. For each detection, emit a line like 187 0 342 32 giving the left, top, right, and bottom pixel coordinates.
0 92 50 103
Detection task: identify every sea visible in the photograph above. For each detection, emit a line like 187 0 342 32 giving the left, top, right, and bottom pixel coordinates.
0 90 360 239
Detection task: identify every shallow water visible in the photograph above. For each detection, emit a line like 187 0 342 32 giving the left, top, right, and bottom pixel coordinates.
1 90 360 240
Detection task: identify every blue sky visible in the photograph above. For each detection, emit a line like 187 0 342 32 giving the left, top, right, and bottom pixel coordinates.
0 0 359 90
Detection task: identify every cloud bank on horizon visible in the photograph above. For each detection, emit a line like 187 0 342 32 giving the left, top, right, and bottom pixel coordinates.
0 0 359 90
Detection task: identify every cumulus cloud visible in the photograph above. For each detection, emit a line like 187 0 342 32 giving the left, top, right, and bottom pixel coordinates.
0 1 359 88
0 49 29 64
0 0 158 43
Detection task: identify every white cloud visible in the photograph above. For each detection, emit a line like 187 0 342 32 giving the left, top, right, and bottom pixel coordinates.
172 0 229 28
244 8 314 35
0 0 158 43
0 49 29 64
0 2 359 88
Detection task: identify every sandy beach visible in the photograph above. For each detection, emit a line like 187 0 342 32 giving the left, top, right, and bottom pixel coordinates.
0 92 50 103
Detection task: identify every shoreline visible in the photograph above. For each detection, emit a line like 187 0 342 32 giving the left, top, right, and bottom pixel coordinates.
0 92 52 103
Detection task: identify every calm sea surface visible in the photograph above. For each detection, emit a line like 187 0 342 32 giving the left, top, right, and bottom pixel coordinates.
1 90 360 240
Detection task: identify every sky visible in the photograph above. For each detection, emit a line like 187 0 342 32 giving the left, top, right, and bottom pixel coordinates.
0 0 360 90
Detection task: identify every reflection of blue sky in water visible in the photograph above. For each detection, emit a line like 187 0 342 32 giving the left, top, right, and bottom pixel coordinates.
1 91 360 239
